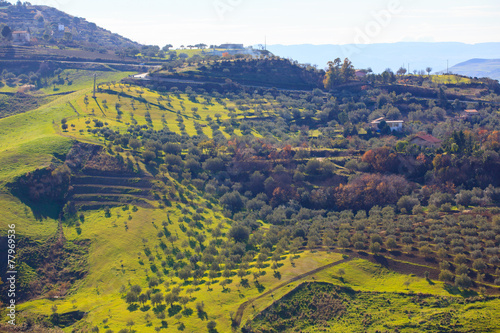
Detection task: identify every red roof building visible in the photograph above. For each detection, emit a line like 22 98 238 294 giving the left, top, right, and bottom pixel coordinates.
409 134 442 148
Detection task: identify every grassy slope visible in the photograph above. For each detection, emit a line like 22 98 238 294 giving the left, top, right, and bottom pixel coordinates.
19 206 347 332
0 76 267 240
0 93 75 239
63 83 277 139
248 278 500 333
0 72 131 238
0 70 133 95
38 70 134 95
431 74 473 85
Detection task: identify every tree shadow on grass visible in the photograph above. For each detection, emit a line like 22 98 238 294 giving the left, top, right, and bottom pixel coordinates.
197 309 208 320
424 257 437 264
240 278 250 288
444 284 478 297
374 255 389 268
168 304 182 317
127 304 139 312
153 304 166 314
182 308 193 317
10 189 64 220
254 281 265 293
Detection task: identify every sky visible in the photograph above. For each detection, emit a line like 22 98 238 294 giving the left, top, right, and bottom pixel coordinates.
9 0 500 48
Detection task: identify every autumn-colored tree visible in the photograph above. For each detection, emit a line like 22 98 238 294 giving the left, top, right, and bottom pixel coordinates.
432 154 462 185
483 130 500 151
198 140 217 156
362 147 398 173
270 186 299 207
334 173 411 211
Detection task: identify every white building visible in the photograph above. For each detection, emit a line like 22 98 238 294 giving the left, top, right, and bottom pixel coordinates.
370 117 404 132
12 31 30 43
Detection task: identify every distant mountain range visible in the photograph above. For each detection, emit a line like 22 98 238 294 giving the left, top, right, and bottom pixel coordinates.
449 59 500 81
266 42 500 78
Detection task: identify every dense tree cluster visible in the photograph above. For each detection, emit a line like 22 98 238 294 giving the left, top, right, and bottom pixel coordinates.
323 58 356 89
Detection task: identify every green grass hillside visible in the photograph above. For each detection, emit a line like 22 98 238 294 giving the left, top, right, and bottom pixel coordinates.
246 280 500 332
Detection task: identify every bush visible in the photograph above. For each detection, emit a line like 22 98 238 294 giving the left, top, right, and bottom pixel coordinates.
454 254 468 264
455 264 469 275
455 274 472 289
386 237 397 249
472 259 486 271
202 157 225 173
429 192 455 208
220 191 244 213
439 269 454 283
305 159 322 175
397 196 420 213
229 224 250 243
143 150 156 162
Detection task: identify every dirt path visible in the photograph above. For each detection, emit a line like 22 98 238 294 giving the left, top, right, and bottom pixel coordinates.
233 255 353 327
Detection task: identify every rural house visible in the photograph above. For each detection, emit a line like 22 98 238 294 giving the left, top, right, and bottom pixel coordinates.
12 30 30 43
462 109 479 119
409 134 442 148
355 69 367 78
370 117 404 132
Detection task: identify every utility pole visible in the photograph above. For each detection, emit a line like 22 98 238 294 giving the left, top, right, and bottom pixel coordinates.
447 60 449 75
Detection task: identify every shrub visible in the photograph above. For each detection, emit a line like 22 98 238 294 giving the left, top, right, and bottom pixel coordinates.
455 274 472 289
397 196 420 213
439 269 454 283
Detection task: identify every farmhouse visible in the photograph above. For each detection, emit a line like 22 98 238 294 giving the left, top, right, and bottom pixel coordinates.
355 70 367 78
464 109 479 118
409 134 442 148
370 117 404 132
12 30 30 43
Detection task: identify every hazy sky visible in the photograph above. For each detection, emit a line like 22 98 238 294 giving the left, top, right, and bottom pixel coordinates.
10 0 500 47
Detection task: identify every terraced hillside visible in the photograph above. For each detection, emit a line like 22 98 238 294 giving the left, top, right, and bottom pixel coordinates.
61 141 162 211
0 45 139 62
69 174 155 210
